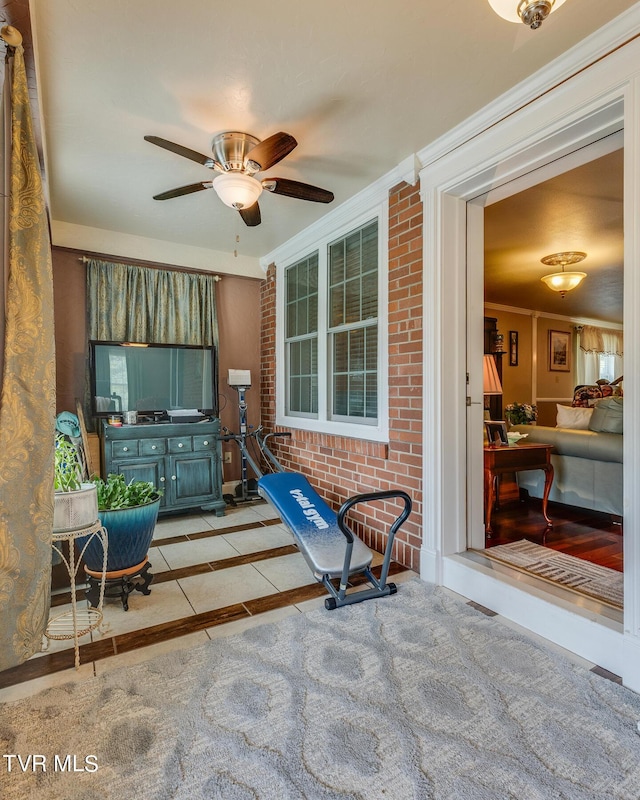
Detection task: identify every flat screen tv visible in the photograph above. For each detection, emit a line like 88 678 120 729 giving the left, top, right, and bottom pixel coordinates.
90 341 218 418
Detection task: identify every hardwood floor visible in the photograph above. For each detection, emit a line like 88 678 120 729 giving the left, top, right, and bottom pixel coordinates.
485 477 623 572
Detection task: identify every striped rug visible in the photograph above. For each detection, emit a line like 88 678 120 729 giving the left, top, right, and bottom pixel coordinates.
483 539 623 609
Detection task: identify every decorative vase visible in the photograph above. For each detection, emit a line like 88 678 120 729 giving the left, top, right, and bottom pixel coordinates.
53 483 99 533
77 496 160 573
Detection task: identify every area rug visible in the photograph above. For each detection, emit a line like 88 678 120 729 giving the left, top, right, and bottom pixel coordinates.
2 579 640 800
483 539 624 609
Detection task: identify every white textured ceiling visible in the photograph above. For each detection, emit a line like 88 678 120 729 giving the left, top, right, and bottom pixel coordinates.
485 148 624 324
22 0 635 318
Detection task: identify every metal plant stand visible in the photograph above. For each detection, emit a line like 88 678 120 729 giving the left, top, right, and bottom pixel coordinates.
85 558 153 612
44 520 108 669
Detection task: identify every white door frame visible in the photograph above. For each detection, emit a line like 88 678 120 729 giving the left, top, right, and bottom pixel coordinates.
466 130 625 551
466 202 486 552
419 36 640 690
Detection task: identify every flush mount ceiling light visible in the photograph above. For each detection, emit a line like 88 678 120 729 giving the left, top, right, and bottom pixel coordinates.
540 251 587 297
488 0 568 29
212 172 263 210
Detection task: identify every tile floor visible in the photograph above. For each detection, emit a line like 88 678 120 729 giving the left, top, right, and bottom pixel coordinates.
0 501 417 702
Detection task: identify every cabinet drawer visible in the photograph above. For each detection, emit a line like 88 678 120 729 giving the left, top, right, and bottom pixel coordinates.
112 440 139 458
168 436 193 454
193 435 215 452
140 438 167 456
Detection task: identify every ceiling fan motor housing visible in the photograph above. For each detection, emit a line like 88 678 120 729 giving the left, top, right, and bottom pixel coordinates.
212 131 260 172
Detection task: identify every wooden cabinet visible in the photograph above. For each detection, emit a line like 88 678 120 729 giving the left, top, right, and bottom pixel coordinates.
101 420 226 517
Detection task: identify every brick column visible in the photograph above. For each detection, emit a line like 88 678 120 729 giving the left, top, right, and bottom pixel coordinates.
259 182 423 571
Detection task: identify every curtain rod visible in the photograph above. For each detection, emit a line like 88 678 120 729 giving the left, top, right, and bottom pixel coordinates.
78 255 222 281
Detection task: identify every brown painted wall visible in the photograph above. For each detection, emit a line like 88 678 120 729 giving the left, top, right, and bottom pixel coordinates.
487 309 534 409
52 247 262 483
53 249 88 414
216 272 263 481
259 182 424 572
484 309 579 426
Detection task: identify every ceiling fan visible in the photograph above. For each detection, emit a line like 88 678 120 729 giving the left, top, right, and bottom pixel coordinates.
144 130 334 226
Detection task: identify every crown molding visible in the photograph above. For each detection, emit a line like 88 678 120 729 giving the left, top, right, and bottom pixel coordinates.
259 153 418 271
52 221 263 279
417 5 640 171
484 301 624 329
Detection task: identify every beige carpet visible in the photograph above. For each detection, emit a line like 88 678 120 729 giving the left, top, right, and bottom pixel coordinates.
1 579 640 799
484 539 623 609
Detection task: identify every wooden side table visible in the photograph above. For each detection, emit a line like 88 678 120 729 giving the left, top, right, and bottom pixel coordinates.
484 442 554 537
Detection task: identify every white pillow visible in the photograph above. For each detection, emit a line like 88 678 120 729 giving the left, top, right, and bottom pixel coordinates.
556 404 593 430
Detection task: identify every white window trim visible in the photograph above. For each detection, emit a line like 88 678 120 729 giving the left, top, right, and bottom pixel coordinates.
275 202 390 442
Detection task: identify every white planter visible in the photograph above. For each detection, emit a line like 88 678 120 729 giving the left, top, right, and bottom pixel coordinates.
53 483 99 533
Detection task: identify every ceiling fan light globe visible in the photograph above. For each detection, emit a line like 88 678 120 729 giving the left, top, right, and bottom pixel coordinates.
488 0 566 26
212 172 263 209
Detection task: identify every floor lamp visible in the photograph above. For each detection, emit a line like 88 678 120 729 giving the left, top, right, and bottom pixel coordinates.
483 354 503 420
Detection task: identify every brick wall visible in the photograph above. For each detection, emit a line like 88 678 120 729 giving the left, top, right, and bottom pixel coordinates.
259 181 423 572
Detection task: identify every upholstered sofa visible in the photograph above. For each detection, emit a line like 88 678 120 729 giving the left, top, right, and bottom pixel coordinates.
511 395 623 517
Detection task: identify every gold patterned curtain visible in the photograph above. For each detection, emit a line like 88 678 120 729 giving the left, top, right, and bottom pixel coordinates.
0 41 56 670
87 259 219 346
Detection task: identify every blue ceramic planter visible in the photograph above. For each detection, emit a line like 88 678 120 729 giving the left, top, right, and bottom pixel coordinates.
78 496 161 573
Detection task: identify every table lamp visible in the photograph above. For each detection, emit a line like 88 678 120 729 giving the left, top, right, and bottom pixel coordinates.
483 355 503 420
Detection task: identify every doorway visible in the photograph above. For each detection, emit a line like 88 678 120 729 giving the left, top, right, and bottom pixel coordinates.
419 51 640 682
477 139 624 581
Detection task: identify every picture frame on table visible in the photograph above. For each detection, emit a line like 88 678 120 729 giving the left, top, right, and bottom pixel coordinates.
509 331 518 367
549 329 571 372
484 420 509 447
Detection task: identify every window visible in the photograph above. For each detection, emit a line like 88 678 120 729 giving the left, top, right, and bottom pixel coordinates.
280 213 387 439
598 353 616 384
575 325 623 386
285 254 318 416
329 221 378 421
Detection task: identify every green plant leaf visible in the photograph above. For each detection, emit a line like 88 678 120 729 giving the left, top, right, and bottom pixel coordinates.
91 473 163 510
54 434 83 492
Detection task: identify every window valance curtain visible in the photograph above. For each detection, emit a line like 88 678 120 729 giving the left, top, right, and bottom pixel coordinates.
578 325 623 356
87 259 219 347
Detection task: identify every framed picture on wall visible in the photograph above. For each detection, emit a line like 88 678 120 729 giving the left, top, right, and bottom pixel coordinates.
549 329 571 372
509 331 518 366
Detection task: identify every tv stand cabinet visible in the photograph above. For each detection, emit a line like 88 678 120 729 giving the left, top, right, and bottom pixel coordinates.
100 420 226 517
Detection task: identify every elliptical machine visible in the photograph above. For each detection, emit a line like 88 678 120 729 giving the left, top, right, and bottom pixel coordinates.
220 369 262 504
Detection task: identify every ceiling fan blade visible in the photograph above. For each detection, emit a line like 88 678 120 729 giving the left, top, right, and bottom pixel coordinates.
262 178 334 203
238 202 261 227
153 182 212 200
245 132 297 171
144 136 219 169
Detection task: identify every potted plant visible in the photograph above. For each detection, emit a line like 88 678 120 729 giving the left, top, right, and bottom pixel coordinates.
53 434 98 532
77 473 162 574
504 402 538 427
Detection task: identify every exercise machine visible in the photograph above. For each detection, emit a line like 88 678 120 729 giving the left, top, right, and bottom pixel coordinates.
220 374 412 609
221 369 261 503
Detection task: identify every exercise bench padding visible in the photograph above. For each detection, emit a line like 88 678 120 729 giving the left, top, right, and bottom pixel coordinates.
257 472 412 610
